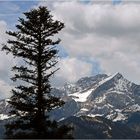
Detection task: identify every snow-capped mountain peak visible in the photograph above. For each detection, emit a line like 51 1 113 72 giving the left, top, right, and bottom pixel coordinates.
67 72 129 103
50 72 140 122
0 72 140 123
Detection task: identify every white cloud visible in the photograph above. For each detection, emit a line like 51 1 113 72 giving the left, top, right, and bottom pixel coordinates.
52 57 93 87
37 1 140 84
0 1 140 100
0 21 8 43
0 20 15 98
0 80 13 99
1 1 140 99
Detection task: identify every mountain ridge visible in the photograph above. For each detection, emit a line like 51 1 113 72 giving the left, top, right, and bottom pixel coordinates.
0 72 139 139
0 72 140 123
50 72 140 122
60 115 140 139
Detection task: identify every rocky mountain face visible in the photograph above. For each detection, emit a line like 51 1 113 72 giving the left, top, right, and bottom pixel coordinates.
60 115 140 139
0 72 140 122
0 72 140 138
51 73 140 122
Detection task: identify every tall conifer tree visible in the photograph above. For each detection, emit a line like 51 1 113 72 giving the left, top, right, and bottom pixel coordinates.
2 6 72 139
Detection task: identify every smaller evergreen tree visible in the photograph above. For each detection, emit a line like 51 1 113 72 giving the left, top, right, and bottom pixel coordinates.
2 6 73 139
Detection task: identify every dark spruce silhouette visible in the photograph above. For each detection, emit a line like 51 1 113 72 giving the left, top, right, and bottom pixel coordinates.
1 6 72 139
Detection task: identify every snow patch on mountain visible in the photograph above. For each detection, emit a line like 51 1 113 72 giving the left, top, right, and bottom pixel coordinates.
69 89 93 102
95 94 106 104
128 104 140 111
113 112 126 122
87 113 103 118
0 114 9 120
80 108 88 112
5 99 10 106
99 72 119 85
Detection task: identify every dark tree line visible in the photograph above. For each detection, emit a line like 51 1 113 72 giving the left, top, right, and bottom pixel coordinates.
2 6 72 139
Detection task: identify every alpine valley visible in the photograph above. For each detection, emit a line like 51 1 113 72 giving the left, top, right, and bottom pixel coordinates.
0 72 140 139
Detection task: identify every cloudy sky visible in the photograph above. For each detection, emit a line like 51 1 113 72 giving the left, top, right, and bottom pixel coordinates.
0 0 140 98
